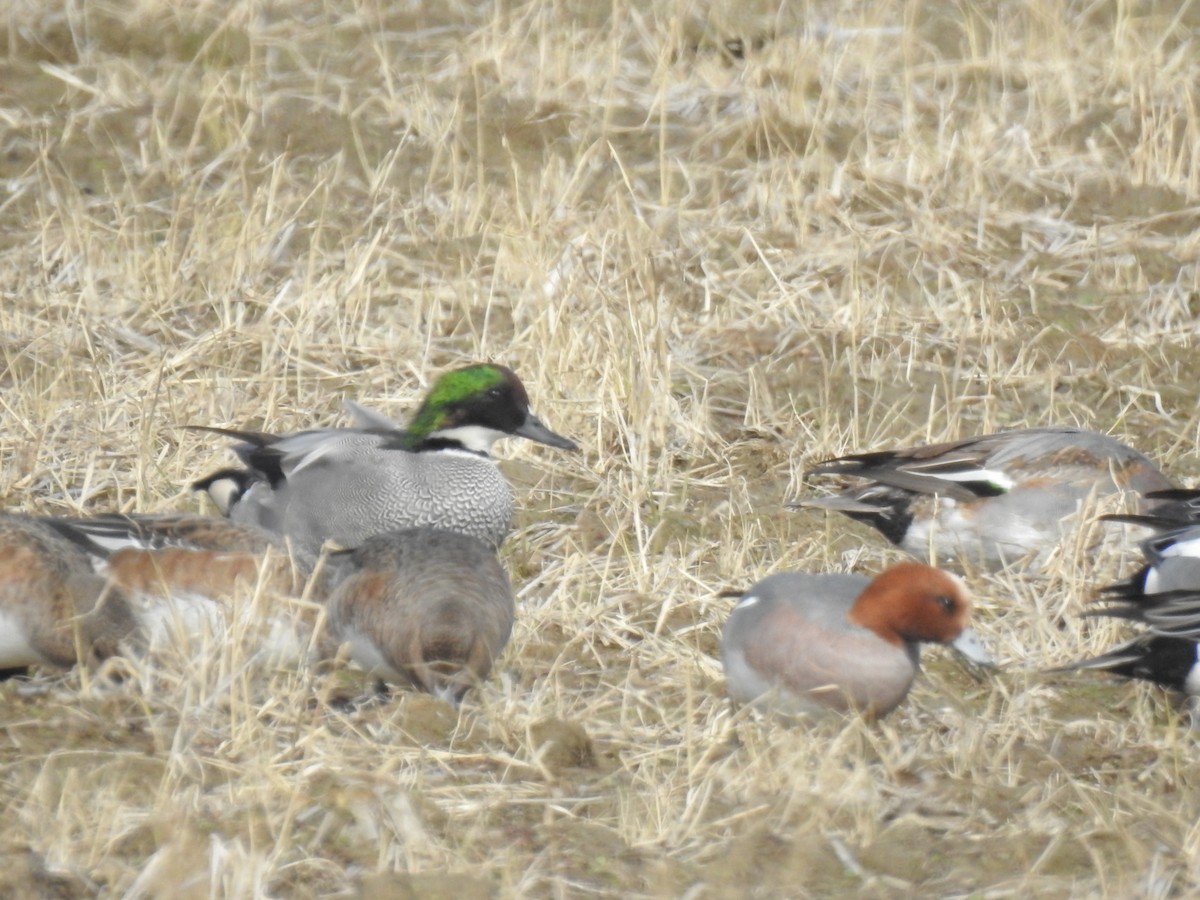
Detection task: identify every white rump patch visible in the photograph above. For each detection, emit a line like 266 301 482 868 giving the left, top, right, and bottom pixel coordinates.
1185 650 1200 696
1144 569 1162 593
1162 535 1200 559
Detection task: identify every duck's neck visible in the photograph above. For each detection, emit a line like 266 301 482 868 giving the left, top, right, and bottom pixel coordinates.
395 424 501 456
847 586 909 649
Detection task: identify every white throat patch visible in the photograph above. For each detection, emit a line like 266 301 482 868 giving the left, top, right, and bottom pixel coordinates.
431 424 507 454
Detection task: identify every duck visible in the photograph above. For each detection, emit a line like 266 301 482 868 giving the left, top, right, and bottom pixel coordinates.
40 512 299 599
720 561 991 718
1062 490 1200 695
1060 580 1200 696
0 513 139 673
1108 524 1200 596
38 513 307 659
1100 488 1200 593
798 426 1172 570
191 363 578 563
318 527 514 705
1063 632 1200 696
190 468 264 516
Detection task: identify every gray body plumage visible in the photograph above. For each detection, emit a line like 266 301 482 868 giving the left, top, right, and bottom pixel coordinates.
230 433 514 563
196 365 578 563
198 364 580 564
720 572 921 716
804 426 1173 569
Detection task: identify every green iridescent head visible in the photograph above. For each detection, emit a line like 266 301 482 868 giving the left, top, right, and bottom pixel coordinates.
402 364 577 453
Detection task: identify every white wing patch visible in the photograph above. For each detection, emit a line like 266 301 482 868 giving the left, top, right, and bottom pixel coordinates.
733 593 760 611
931 467 1016 491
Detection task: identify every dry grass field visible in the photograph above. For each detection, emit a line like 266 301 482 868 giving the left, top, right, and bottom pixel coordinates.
3 0 1200 896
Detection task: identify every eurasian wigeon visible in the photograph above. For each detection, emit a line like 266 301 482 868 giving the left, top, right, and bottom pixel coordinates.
798 426 1172 570
0 514 138 672
319 527 515 705
191 363 578 561
720 561 991 718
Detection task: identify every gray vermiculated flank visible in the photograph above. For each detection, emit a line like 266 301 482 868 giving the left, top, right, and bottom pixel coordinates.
231 444 513 560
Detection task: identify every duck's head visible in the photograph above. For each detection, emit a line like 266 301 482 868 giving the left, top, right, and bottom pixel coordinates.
405 364 578 454
849 561 988 659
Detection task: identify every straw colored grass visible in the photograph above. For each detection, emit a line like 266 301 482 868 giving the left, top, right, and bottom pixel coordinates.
2 0 1200 895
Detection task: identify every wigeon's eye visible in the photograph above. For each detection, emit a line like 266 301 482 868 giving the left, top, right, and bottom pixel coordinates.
935 594 956 613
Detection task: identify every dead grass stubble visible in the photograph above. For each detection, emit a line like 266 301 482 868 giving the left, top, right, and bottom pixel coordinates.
2 0 1200 896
